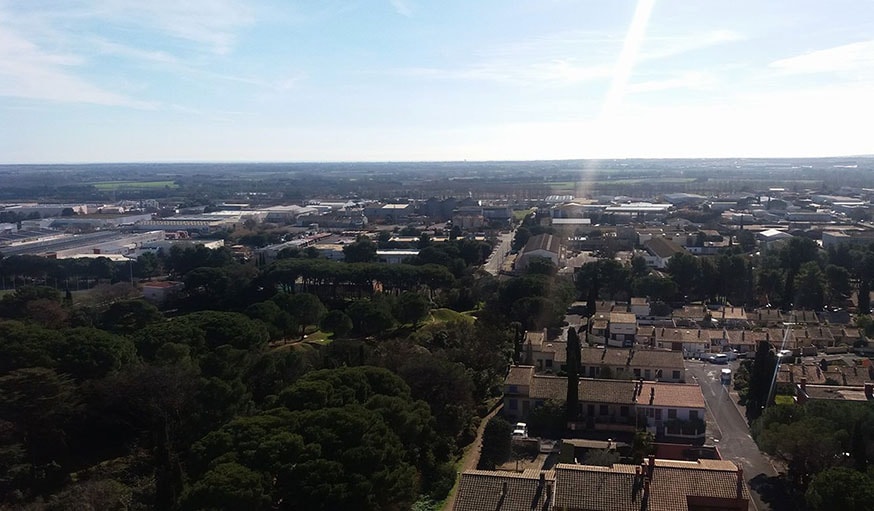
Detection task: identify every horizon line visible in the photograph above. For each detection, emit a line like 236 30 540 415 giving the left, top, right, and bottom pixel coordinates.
2 154 873 166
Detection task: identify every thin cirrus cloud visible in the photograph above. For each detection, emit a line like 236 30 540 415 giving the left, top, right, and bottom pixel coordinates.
85 0 255 55
770 40 874 75
0 26 156 108
396 28 743 87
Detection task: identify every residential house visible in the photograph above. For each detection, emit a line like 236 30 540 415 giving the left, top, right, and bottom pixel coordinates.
643 237 686 269
455 459 750 511
524 329 567 374
580 347 685 382
608 312 638 348
637 327 710 358
503 367 705 440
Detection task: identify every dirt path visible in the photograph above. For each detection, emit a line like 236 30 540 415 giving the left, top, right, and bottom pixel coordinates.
442 403 504 511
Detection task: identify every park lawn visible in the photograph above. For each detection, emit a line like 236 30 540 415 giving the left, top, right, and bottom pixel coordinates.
428 308 475 325
91 180 179 191
774 395 794 405
303 330 333 344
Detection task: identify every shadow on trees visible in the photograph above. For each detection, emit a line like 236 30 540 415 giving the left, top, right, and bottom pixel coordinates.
749 473 804 511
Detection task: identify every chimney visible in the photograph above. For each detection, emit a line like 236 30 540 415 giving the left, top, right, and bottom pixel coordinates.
649 387 655 405
736 467 744 499
865 383 874 400
647 455 655 478
800 377 807 392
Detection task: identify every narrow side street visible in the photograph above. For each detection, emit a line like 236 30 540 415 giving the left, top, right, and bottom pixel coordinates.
687 361 778 511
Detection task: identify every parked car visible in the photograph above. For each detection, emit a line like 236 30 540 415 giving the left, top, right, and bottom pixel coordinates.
777 349 793 360
711 354 729 365
512 422 528 439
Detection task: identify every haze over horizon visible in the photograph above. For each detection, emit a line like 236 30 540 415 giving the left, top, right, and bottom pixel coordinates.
2 0 873 164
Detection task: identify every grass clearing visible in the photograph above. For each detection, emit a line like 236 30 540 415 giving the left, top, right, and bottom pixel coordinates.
774 395 794 405
428 308 475 324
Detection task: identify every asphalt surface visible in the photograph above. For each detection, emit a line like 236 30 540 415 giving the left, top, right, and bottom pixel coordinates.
687 361 778 511
483 231 514 276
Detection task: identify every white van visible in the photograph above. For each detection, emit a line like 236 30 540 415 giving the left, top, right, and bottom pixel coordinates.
720 368 732 384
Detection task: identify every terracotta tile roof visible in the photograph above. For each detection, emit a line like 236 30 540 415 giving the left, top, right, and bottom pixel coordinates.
530 376 568 401
579 379 638 405
637 382 705 409
788 310 820 324
522 233 561 255
582 347 608 365
506 366 535 387
554 464 643 511
645 236 686 259
453 469 555 511
554 460 749 511
525 330 546 348
630 349 684 370
753 308 784 324
647 460 750 511
609 312 637 324
655 328 706 343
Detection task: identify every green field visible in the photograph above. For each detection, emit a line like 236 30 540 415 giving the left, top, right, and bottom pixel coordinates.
91 180 179 191
428 308 476 325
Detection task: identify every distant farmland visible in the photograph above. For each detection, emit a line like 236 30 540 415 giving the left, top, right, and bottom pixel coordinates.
91 180 179 191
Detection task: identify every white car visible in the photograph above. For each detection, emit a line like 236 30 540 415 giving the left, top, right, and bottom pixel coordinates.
777 349 794 360
711 354 729 365
512 422 528 439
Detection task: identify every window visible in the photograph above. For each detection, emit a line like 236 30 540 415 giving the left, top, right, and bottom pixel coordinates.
690 410 699 420
668 409 677 419
509 399 518 410
620 406 629 417
587 404 595 416
655 409 662 420
508 385 518 394
672 370 681 380
545 359 553 368
634 368 641 378
599 404 609 415
644 369 651 379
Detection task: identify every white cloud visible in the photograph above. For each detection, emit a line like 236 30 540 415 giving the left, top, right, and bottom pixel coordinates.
389 0 412 17
770 40 874 74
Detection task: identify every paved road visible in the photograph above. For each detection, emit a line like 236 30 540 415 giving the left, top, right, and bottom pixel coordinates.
483 231 514 276
687 361 777 511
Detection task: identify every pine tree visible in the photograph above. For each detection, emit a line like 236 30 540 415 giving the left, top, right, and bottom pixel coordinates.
566 327 581 422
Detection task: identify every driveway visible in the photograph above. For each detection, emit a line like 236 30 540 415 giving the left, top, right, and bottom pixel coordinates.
687 361 778 511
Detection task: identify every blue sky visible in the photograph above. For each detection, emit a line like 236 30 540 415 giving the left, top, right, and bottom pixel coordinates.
1 0 873 163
